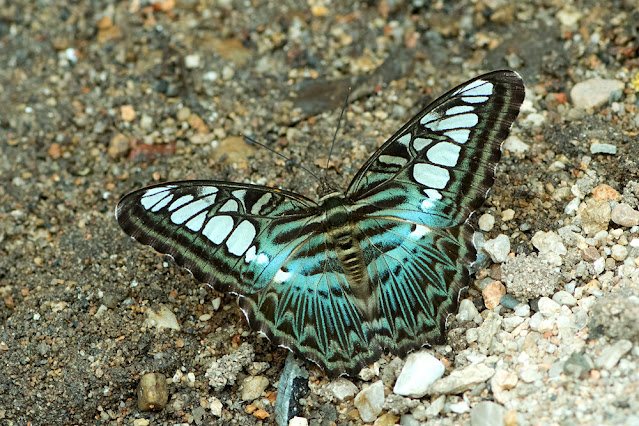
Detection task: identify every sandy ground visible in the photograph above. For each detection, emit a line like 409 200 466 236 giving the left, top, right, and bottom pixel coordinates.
1 0 638 425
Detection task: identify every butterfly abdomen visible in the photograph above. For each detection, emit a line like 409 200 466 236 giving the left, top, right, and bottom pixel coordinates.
322 195 379 320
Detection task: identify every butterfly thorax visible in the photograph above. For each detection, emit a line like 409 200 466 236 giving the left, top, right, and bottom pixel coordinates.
319 193 378 320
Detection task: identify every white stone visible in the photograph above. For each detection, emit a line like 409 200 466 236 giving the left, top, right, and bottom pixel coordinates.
288 417 308 426
393 350 445 398
478 214 495 232
457 299 480 322
241 375 269 401
483 234 510 263
538 297 561 317
611 244 628 261
208 397 223 417
354 381 385 423
514 303 531 317
503 135 529 154
531 231 567 255
184 54 201 68
145 305 180 331
595 340 633 370
571 78 624 110
552 291 577 307
427 364 494 395
327 378 358 402
470 401 505 426
449 400 470 413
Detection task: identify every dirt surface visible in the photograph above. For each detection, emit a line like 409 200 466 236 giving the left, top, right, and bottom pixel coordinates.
1 0 638 425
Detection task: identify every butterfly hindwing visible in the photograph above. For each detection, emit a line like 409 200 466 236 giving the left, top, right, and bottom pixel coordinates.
116 70 525 377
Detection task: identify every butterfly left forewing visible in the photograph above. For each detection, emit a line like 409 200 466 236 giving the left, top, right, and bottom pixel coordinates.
115 181 317 294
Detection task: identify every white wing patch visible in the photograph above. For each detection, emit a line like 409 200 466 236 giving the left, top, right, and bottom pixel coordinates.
203 215 234 244
141 186 176 211
413 163 450 189
396 133 412 147
444 129 471 144
168 195 194 212
412 137 432 151
226 220 257 256
425 113 478 131
446 105 474 115
171 194 217 224
220 199 239 212
185 211 208 232
427 142 461 167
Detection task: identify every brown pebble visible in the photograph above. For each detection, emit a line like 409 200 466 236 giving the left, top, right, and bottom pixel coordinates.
582 246 601 262
137 373 168 411
253 409 270 419
592 184 621 202
483 281 506 310
108 133 130 158
47 143 61 159
121 105 136 122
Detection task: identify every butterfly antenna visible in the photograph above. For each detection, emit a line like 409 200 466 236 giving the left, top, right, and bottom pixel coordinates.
242 134 321 182
325 87 351 175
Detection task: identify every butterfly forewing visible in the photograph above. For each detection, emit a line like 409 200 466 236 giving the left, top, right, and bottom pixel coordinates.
347 70 525 228
116 181 317 294
116 70 525 377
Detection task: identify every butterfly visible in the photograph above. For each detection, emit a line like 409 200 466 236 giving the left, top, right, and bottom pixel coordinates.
116 70 525 377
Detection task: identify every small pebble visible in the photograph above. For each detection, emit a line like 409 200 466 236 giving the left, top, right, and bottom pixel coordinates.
570 78 624 110
138 373 169 411
538 297 561 316
501 209 515 221
470 401 505 426
581 201 611 235
108 133 130 158
592 184 621 201
590 143 617 155
241 375 269 401
478 214 495 232
611 203 639 227
552 291 578 307
145 305 181 330
393 350 445 398
427 363 494 395
457 298 480 322
483 235 511 263
610 244 628 261
121 104 136 122
483 281 506 310
503 135 529 154
531 231 567 255
354 381 385 422
289 417 308 426
595 340 633 370
514 303 531 317
327 378 358 402
184 54 201 68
